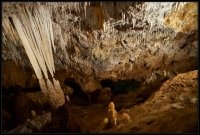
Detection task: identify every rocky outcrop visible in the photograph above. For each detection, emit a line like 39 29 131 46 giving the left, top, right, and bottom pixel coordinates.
59 70 198 133
2 60 38 89
164 3 198 33
105 70 198 133
2 2 198 87
2 3 198 132
8 112 51 133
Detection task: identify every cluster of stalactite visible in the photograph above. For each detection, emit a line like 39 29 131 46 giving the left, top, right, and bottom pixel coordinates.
2 4 65 109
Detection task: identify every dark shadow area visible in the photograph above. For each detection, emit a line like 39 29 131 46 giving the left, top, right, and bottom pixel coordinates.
2 85 41 96
2 86 50 132
64 78 85 98
2 86 22 95
64 78 89 105
100 79 141 95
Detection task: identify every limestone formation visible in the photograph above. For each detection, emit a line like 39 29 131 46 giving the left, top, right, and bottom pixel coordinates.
3 5 65 109
2 2 198 86
1 4 198 133
107 102 117 127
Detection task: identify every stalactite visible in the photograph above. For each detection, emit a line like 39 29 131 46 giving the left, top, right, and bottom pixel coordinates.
60 35 65 51
150 22 153 30
77 2 80 13
53 78 62 93
46 78 54 93
156 28 158 37
31 7 52 78
26 8 49 79
164 30 166 37
2 18 18 45
122 33 125 40
175 2 180 12
12 15 43 79
69 3 71 15
139 34 141 44
122 12 126 25
39 78 48 94
41 6 55 75
132 18 136 29
2 33 6 44
75 2 79 13
107 20 110 31
47 8 55 53
167 30 169 37
84 2 87 18
68 32 71 44
79 20 81 31
4 5 65 109
103 21 106 32
142 29 145 38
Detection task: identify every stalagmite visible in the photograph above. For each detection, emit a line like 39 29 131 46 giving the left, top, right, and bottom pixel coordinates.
108 102 117 127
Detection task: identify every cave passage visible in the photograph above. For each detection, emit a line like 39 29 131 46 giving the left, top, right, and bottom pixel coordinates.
100 79 141 95
64 78 87 99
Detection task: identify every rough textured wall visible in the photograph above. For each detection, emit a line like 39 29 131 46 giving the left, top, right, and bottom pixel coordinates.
2 2 198 87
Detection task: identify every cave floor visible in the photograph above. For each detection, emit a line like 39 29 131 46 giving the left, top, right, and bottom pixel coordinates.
68 93 197 133
2 70 198 133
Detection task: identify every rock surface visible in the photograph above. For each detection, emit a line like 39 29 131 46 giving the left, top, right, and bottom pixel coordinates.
2 2 198 87
1 2 198 133
2 69 198 133
67 70 198 133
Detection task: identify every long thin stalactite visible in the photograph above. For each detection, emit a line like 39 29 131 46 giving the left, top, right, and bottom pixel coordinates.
3 5 65 109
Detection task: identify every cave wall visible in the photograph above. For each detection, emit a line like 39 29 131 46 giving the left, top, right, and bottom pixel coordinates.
2 2 198 88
